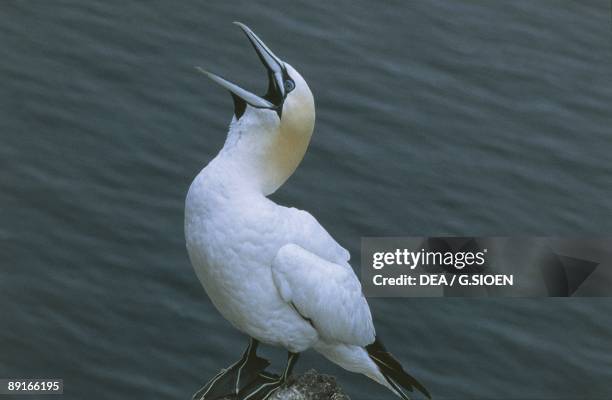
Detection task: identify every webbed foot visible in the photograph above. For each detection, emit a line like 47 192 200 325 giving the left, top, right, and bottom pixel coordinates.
193 339 270 400
238 352 300 400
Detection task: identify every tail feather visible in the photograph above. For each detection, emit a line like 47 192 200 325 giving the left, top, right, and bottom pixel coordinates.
366 338 431 399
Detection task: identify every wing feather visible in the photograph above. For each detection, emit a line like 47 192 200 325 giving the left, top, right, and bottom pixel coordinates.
272 243 375 346
284 208 350 267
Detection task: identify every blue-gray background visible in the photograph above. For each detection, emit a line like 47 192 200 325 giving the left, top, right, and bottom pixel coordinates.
1 1 611 399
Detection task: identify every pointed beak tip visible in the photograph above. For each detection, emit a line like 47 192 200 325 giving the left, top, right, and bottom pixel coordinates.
196 23 284 113
195 66 211 78
232 21 247 29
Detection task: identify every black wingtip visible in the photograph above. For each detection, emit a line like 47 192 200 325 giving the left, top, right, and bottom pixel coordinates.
366 338 432 399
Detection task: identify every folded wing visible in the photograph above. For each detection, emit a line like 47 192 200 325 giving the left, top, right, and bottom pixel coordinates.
271 243 375 346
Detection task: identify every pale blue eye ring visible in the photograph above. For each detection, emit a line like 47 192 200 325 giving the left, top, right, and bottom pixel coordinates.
284 79 295 92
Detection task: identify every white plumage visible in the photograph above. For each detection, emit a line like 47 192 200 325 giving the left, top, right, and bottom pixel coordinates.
186 22 429 400
185 147 381 369
272 244 375 347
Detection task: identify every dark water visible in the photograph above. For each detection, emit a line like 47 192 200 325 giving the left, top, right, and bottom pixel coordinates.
1 1 611 399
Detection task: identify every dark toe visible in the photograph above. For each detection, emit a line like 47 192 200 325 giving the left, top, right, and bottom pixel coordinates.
238 374 284 400
193 355 272 400
193 367 237 400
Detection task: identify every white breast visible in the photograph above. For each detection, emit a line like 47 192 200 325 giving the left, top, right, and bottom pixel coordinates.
184 162 318 352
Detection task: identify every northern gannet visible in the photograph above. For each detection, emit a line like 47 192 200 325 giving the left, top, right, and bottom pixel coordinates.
185 22 431 400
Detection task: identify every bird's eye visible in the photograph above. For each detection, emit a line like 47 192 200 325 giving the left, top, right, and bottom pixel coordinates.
284 79 295 92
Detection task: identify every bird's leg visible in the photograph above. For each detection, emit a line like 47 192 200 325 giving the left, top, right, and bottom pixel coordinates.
239 352 300 400
193 338 270 400
281 352 299 381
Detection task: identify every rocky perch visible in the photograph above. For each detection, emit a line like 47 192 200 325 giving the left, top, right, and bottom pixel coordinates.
220 370 350 400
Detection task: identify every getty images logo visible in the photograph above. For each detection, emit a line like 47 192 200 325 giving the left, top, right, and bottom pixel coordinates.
372 247 488 271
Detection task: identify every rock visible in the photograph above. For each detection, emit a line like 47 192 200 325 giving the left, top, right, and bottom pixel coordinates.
269 370 350 400
218 370 350 400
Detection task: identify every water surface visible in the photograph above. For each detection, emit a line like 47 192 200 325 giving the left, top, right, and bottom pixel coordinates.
1 1 611 399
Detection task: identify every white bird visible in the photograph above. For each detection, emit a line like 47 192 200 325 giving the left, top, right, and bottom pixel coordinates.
185 22 430 400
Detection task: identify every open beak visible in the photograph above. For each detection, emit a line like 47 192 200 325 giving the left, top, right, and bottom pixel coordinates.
197 22 287 113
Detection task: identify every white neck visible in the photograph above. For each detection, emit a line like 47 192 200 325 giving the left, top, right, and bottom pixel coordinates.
214 104 313 196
